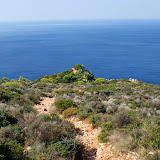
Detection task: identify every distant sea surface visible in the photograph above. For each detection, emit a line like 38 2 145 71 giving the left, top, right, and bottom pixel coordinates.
0 20 160 85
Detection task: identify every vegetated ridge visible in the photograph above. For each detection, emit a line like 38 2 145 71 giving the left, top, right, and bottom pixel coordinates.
0 64 160 160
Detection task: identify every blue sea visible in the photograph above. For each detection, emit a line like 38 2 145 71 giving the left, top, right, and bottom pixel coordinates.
0 20 160 85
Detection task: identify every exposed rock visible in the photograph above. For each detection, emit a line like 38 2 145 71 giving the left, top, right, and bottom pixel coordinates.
84 91 92 95
72 68 79 74
129 78 138 84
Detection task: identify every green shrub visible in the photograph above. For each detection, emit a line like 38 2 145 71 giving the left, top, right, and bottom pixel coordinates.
78 81 84 85
2 77 9 82
89 114 100 128
40 78 54 83
0 141 24 160
0 89 20 102
18 76 30 82
36 83 47 88
0 111 18 127
49 139 83 160
100 89 114 96
62 108 78 118
0 125 25 145
50 114 62 122
95 78 106 84
4 82 21 88
78 111 90 120
55 89 75 96
28 93 40 104
54 99 76 113
27 116 76 144
19 105 36 113
42 114 62 123
98 121 112 143
142 123 160 149
112 111 131 128
74 64 85 71
89 101 106 113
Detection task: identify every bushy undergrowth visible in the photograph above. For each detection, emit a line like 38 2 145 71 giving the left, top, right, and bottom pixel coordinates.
54 99 77 113
36 64 95 83
62 108 78 118
0 64 160 159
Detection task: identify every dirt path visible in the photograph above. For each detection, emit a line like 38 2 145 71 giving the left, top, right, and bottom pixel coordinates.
34 97 55 114
34 97 139 160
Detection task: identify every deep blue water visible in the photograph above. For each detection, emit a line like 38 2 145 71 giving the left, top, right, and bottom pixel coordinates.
0 20 160 85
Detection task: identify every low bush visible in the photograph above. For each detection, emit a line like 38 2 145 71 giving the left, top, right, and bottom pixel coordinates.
0 111 18 127
49 139 83 160
98 121 112 143
0 140 24 160
0 89 20 102
62 108 78 118
2 77 9 82
89 114 100 128
78 111 90 120
0 125 25 145
18 76 30 82
95 78 106 84
4 82 21 88
112 111 131 128
26 115 76 144
54 99 77 113
89 101 106 113
141 121 160 150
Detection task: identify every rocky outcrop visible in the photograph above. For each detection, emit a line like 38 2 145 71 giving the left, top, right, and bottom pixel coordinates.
129 78 138 84
72 68 79 74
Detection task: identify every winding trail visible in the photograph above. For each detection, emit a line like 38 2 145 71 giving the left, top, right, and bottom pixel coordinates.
34 97 139 160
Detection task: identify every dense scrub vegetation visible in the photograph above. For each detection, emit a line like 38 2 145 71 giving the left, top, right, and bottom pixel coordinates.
35 64 95 83
0 64 160 159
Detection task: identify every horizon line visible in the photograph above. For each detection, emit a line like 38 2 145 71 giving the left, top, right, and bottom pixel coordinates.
0 18 160 23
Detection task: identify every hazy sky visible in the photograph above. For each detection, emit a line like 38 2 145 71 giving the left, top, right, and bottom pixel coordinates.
0 0 160 21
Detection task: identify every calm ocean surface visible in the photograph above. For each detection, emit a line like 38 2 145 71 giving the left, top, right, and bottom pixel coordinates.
0 20 160 85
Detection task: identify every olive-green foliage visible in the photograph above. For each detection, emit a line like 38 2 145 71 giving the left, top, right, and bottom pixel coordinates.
49 139 83 160
29 142 62 160
100 89 114 96
74 64 85 71
0 141 24 160
89 114 100 128
98 121 112 143
95 78 106 84
40 77 56 83
112 111 132 128
4 82 21 88
55 99 77 113
0 89 20 102
141 119 160 149
55 89 75 96
0 111 17 127
89 101 106 113
0 125 25 145
18 76 30 82
2 77 9 82
62 108 78 118
36 64 95 83
26 114 76 144
78 111 90 120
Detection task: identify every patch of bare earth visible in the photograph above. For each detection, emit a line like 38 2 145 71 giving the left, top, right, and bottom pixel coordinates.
34 97 55 114
34 97 139 160
68 117 139 160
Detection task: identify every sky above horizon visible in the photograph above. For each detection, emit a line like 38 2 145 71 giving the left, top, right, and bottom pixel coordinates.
0 0 160 22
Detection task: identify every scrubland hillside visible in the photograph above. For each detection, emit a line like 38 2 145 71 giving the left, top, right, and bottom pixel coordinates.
0 64 160 160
